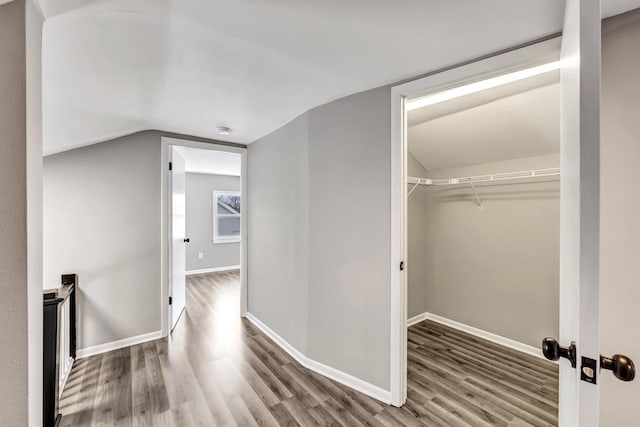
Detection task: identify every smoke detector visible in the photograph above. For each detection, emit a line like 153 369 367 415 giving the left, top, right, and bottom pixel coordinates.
217 126 233 135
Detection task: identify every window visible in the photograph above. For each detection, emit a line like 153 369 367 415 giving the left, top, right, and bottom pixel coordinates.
213 191 241 243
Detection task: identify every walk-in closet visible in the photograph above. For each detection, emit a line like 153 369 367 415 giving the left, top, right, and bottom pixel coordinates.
406 63 561 424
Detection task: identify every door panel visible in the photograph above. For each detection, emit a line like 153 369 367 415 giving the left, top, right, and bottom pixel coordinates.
559 0 601 425
170 148 187 331
599 10 640 425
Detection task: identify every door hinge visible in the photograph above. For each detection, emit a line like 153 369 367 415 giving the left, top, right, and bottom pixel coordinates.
169 296 173 305
400 261 405 271
169 162 173 171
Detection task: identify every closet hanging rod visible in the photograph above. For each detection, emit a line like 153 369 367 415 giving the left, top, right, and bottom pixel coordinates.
408 167 560 187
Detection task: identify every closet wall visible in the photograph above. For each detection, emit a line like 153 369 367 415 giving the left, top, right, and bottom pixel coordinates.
407 152 430 319
408 153 559 348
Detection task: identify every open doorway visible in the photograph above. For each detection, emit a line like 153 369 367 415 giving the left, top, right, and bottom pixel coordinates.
389 38 568 422
162 138 247 335
405 58 561 424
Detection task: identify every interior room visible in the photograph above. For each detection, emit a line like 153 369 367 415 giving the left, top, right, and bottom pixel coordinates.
5 1 640 426
169 146 242 334
405 63 561 424
177 147 242 276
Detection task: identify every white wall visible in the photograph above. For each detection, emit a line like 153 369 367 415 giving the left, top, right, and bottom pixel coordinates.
600 9 640 425
186 173 240 271
407 154 560 348
27 1 44 424
248 86 391 391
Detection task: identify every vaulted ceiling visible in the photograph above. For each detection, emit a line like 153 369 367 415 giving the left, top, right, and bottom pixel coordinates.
41 0 640 155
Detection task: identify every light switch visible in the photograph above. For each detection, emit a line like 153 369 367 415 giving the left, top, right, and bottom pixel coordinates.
198 252 204 260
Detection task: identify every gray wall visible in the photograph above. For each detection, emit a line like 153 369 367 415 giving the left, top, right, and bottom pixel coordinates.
248 87 391 390
186 173 240 271
43 131 241 351
1 1 29 423
44 132 162 350
407 152 430 319
247 114 310 353
306 88 391 389
600 9 640 425
408 154 560 347
1 1 44 423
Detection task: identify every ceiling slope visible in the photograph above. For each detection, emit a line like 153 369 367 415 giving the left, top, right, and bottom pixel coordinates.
41 0 640 155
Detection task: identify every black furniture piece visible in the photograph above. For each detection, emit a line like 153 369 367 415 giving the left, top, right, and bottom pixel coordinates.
43 274 77 427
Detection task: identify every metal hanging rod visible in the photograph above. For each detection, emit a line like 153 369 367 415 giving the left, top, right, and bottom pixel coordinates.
408 167 560 187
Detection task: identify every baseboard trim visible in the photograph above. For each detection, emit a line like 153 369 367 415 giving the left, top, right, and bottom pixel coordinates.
186 265 240 275
245 312 391 404
408 312 545 360
77 330 162 359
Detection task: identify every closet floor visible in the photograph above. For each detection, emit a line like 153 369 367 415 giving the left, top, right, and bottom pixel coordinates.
59 271 558 426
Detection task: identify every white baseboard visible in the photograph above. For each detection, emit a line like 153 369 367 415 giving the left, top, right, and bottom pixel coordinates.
245 313 307 365
408 312 545 360
245 313 391 404
186 265 240 276
77 330 162 359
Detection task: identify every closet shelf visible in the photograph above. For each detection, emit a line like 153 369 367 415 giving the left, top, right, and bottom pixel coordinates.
408 167 560 187
407 167 560 208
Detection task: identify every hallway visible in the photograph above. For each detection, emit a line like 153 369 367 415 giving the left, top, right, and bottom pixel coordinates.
59 271 558 426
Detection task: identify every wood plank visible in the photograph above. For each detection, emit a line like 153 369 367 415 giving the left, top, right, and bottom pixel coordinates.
59 271 558 426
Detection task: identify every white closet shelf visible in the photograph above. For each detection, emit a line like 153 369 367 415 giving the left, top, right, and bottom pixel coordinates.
407 167 560 208
408 167 560 187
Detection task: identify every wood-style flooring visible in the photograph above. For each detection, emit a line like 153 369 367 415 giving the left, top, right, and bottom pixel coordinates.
59 271 558 426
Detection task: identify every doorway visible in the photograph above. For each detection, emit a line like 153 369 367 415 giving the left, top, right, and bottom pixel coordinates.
389 37 570 411
389 3 621 418
406 49 561 424
161 138 247 335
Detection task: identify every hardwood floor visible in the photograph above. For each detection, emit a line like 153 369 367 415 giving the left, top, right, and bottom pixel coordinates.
60 271 558 426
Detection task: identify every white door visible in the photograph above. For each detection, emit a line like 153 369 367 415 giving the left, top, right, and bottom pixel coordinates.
170 147 187 331
598 9 640 426
556 0 601 425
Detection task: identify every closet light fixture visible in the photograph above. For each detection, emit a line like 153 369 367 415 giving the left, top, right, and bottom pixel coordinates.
406 60 561 111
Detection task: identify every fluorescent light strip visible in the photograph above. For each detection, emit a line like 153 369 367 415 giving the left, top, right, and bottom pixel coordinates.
406 60 561 111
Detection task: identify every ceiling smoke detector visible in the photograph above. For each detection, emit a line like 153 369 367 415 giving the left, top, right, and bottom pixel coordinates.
217 126 233 135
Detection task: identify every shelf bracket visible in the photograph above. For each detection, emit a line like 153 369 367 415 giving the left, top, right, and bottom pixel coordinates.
407 181 420 197
467 179 483 209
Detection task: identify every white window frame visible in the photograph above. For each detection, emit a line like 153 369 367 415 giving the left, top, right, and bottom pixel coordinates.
213 190 241 244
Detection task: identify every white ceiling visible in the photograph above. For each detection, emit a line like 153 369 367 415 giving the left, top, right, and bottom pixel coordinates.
174 146 240 176
40 0 640 155
408 78 560 171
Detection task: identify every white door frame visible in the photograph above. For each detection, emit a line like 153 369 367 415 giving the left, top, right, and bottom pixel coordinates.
169 147 187 331
161 136 248 337
389 38 562 407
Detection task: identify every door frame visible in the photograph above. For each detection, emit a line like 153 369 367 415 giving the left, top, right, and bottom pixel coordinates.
160 137 248 337
389 37 562 407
